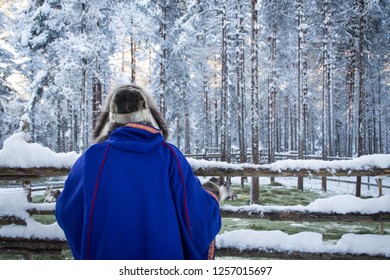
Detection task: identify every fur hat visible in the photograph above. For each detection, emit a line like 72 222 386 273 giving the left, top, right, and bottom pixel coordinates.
92 85 168 143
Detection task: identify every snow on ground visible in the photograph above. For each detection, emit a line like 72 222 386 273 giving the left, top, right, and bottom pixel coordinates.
0 132 390 257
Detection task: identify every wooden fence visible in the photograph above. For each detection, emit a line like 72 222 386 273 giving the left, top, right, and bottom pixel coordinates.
1 158 389 259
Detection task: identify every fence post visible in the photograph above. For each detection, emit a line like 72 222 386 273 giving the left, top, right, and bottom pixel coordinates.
23 181 32 202
379 222 384 235
376 178 383 197
321 177 327 192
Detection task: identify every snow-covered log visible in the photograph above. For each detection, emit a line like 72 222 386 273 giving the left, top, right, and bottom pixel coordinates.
188 155 390 177
0 236 68 259
216 248 388 260
1 156 390 180
216 230 390 259
221 194 390 222
0 215 26 226
1 133 389 179
221 209 390 222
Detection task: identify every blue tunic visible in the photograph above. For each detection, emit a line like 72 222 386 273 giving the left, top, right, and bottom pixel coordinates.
55 123 221 260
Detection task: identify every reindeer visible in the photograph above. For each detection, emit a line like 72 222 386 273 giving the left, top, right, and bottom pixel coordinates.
202 177 237 202
44 186 61 203
222 180 238 201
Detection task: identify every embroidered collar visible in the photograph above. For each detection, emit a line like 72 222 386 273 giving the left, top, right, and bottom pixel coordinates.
126 123 162 135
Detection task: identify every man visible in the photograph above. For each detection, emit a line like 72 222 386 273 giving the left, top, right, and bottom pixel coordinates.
55 85 221 260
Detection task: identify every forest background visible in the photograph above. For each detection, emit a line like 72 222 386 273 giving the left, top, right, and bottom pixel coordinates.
0 0 389 174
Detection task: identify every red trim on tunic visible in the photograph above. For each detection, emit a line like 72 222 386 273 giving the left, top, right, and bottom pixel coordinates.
208 240 216 260
87 144 111 259
126 122 162 135
162 142 192 240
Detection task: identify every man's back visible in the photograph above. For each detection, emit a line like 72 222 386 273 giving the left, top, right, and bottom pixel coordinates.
55 124 221 259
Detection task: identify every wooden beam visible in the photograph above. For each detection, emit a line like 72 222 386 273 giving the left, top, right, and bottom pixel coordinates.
216 248 389 260
0 216 26 226
1 166 390 181
27 208 56 216
220 209 390 222
0 167 70 180
23 207 390 223
193 166 390 178
0 237 68 251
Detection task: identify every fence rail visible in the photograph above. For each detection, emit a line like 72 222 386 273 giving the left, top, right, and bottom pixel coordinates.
1 166 389 180
216 248 388 260
1 205 389 260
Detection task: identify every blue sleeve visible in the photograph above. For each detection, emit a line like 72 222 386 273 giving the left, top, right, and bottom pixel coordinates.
55 156 85 259
166 144 221 259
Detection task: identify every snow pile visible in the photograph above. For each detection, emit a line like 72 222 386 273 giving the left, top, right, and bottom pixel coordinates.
306 194 390 214
217 230 323 253
216 230 390 257
0 132 80 168
188 158 247 170
0 190 31 219
0 219 65 240
188 154 390 174
268 154 390 173
0 190 65 240
335 234 390 257
221 194 390 214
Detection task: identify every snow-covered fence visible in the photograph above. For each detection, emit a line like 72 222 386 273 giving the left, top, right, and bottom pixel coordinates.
1 188 390 259
0 192 67 259
1 153 390 179
1 133 389 180
1 133 390 259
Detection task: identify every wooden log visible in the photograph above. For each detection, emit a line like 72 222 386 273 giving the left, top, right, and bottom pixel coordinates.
0 248 64 259
216 248 389 260
0 167 70 180
0 216 27 226
377 178 383 197
27 208 56 216
193 166 390 178
1 165 390 181
24 206 390 223
220 209 390 222
0 236 68 251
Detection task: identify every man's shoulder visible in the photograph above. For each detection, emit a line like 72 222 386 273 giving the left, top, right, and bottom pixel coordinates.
162 142 185 157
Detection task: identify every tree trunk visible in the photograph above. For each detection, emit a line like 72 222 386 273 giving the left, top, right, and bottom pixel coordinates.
321 0 330 192
203 75 210 157
296 0 307 191
80 2 88 151
236 1 247 187
356 0 365 197
159 2 167 118
92 63 102 130
268 18 277 184
220 1 228 163
250 0 260 204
